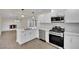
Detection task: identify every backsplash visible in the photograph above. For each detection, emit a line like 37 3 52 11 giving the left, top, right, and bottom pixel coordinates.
40 23 64 29
40 23 79 33
65 23 79 33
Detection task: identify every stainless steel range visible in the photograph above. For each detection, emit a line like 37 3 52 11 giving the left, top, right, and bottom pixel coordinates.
49 26 64 48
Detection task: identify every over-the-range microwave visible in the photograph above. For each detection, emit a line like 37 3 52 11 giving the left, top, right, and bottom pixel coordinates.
51 16 64 22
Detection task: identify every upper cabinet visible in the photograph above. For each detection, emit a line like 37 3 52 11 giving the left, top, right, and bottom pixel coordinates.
37 13 51 23
65 10 79 23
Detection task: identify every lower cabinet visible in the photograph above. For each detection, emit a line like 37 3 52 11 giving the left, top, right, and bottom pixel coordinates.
64 32 79 49
20 29 39 44
21 30 30 44
71 37 79 49
39 30 45 40
64 35 72 49
30 29 39 40
39 29 49 42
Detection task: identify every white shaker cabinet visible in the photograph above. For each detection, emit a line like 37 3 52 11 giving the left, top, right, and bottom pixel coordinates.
39 30 45 40
17 30 31 45
37 13 51 23
71 37 79 49
64 34 72 49
64 32 79 49
39 29 49 43
65 10 79 23
17 29 39 45
21 30 30 44
30 29 39 40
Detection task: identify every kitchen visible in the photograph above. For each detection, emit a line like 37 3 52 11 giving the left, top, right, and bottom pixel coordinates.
0 9 79 49
16 9 65 49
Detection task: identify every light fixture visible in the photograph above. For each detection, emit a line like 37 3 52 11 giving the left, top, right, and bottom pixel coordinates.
21 14 24 17
31 10 37 27
32 11 36 20
21 9 25 18
51 9 54 12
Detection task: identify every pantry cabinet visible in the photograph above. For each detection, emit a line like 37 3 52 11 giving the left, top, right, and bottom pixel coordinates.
65 10 79 23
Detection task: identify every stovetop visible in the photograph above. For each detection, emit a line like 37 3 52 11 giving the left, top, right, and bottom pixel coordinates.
49 26 64 37
50 26 64 33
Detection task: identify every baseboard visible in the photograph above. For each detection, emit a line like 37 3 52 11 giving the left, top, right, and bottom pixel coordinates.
39 39 46 42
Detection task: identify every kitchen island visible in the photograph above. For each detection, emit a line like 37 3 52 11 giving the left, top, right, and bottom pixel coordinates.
16 29 39 45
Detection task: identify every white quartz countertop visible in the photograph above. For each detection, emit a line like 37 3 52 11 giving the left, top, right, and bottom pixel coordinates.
39 26 52 31
17 28 38 31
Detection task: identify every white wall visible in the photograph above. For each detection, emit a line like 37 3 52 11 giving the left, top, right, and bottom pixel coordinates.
2 19 17 31
19 18 29 29
40 23 79 34
20 17 40 30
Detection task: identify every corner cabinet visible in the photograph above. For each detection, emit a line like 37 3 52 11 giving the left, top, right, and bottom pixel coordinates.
65 10 79 23
37 13 51 23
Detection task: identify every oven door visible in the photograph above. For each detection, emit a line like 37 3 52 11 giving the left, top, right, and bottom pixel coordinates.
49 34 64 48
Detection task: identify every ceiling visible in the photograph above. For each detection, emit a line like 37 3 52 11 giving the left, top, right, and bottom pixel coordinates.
0 9 51 20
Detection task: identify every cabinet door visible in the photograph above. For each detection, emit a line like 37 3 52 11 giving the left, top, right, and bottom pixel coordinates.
65 10 79 23
30 30 38 40
21 30 30 43
71 37 79 49
64 35 72 49
39 30 45 40
30 30 35 40
25 31 31 42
